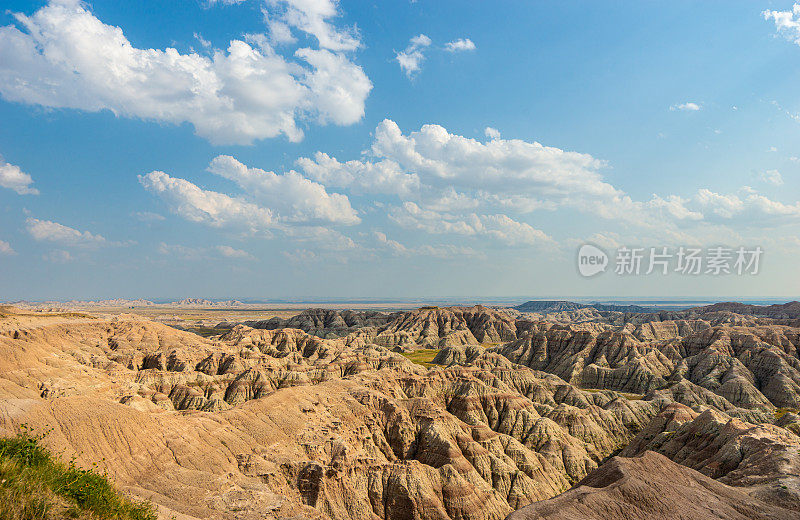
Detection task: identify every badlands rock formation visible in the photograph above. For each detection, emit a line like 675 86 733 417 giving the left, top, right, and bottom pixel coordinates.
490 320 800 412
0 303 799 519
235 308 394 338
619 403 800 510
513 300 655 314
240 306 523 346
507 451 797 520
691 301 800 319
374 306 520 347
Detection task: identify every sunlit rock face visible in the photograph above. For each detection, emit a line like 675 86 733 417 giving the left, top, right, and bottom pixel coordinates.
1 304 800 519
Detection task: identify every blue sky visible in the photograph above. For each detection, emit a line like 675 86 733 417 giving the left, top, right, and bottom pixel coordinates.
0 0 799 300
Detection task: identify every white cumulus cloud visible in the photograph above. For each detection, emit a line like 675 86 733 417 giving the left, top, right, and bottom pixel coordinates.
368 119 613 199
0 0 371 145
0 159 38 195
140 154 360 238
294 118 800 248
26 218 105 245
645 194 703 221
745 192 800 217
297 151 420 196
158 242 205 261
216 245 256 259
0 240 16 256
484 127 500 140
764 4 800 45
478 214 551 246
264 0 361 52
208 155 360 225
694 187 800 220
298 119 706 240
760 169 784 186
139 171 276 232
396 34 431 77
444 38 476 52
670 102 701 111
388 203 551 246
695 189 744 218
43 249 73 263
157 242 256 261
374 231 483 259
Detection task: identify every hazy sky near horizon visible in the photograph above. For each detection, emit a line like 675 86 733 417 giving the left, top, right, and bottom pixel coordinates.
1 0 800 300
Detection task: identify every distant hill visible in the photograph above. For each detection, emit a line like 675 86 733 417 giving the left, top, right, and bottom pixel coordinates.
513 300 585 313
5 299 155 308
514 300 656 313
690 301 800 319
171 298 244 307
590 303 658 313
68 299 156 307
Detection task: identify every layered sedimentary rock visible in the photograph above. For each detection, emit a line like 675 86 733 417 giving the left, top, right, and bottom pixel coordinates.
373 306 521 348
513 300 654 314
494 328 673 394
2 304 800 519
228 306 526 347
490 321 800 413
691 301 800 319
506 451 797 520
235 308 393 338
0 309 655 520
620 403 800 511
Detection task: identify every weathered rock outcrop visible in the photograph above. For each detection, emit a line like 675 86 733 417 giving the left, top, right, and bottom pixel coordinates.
691 301 800 319
3 304 800 520
490 321 800 413
237 308 393 338
506 451 797 520
494 328 673 394
0 310 653 520
375 306 521 348
620 403 800 511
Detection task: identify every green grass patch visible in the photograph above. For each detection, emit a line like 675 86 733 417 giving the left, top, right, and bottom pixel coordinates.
775 407 800 420
401 349 440 368
581 388 643 400
52 313 96 319
183 326 225 338
0 428 157 520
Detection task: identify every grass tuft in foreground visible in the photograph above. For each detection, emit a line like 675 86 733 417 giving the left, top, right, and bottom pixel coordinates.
0 427 157 520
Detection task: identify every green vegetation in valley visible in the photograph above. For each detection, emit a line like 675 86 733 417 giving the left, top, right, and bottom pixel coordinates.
0 428 157 520
183 326 226 338
581 388 644 400
401 349 440 368
775 407 799 419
